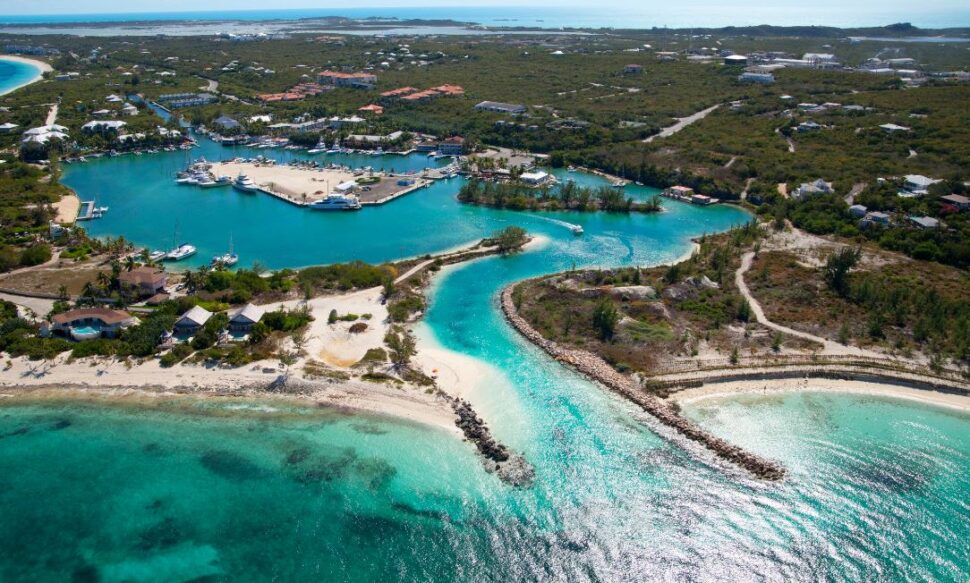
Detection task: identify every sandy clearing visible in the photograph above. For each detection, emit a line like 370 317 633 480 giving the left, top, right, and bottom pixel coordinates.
53 194 80 224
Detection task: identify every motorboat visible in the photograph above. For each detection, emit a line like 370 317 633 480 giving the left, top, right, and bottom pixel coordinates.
148 250 167 262
308 193 362 211
571 225 584 235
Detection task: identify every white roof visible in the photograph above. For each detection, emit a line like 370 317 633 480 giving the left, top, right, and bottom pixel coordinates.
521 171 550 182
335 180 358 191
904 174 940 187
880 123 910 131
0 122 18 130
230 303 264 324
177 305 212 327
82 120 127 130
24 124 68 135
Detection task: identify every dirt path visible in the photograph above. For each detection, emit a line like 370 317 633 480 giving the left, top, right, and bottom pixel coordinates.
643 104 720 143
844 182 867 205
45 103 58 125
736 251 882 358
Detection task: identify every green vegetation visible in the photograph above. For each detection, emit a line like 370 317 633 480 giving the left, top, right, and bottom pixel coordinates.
459 179 661 213
483 226 529 255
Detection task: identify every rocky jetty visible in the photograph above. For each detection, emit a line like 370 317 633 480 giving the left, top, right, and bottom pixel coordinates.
501 284 785 481
448 397 535 487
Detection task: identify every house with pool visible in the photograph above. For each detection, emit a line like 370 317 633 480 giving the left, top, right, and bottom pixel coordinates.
48 308 138 341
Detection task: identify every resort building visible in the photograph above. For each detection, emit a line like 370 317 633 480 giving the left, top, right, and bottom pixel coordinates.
437 136 466 156
474 101 527 114
228 304 265 334
318 71 377 89
623 64 643 74
379 87 419 102
50 308 138 341
119 266 168 298
849 204 868 218
724 55 749 66
174 306 213 336
690 194 717 205
0 122 19 133
157 93 218 108
121 103 139 116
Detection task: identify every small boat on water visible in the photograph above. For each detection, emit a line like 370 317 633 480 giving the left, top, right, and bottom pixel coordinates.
567 165 577 172
148 250 167 262
233 174 259 193
571 225 584 235
308 193 362 211
212 252 239 267
212 236 238 268
165 244 197 261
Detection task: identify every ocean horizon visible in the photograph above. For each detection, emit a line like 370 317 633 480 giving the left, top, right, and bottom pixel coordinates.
2 5 970 30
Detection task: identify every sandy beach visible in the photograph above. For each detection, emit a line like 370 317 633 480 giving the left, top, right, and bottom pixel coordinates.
669 378 970 414
0 354 460 432
0 55 52 96
214 160 354 202
53 193 80 224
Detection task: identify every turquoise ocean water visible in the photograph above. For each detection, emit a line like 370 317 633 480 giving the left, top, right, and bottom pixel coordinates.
0 109 965 577
0 57 42 95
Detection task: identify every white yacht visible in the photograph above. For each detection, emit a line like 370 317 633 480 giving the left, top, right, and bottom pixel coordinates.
148 250 167 262
571 225 584 235
212 236 239 267
233 173 259 193
308 193 362 211
165 244 197 261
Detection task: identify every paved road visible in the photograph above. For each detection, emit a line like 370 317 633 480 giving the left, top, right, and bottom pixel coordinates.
643 104 720 143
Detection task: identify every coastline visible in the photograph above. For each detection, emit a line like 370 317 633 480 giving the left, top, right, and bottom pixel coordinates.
669 378 970 414
0 55 52 96
0 356 461 432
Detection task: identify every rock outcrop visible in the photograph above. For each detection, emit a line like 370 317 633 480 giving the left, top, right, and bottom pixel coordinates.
501 284 785 481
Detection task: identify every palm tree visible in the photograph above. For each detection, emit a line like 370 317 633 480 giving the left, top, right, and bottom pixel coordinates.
124 256 136 272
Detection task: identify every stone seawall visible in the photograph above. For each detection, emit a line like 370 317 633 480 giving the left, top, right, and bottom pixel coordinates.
500 284 785 481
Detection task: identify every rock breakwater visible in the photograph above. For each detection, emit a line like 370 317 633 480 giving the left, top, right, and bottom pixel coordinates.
501 284 785 481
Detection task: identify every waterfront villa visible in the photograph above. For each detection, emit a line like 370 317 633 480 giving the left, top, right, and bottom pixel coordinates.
49 308 137 341
228 304 265 335
174 306 212 337
662 185 695 201
119 266 168 298
82 120 127 133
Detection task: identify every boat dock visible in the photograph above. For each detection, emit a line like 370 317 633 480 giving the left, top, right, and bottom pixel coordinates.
76 201 97 221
